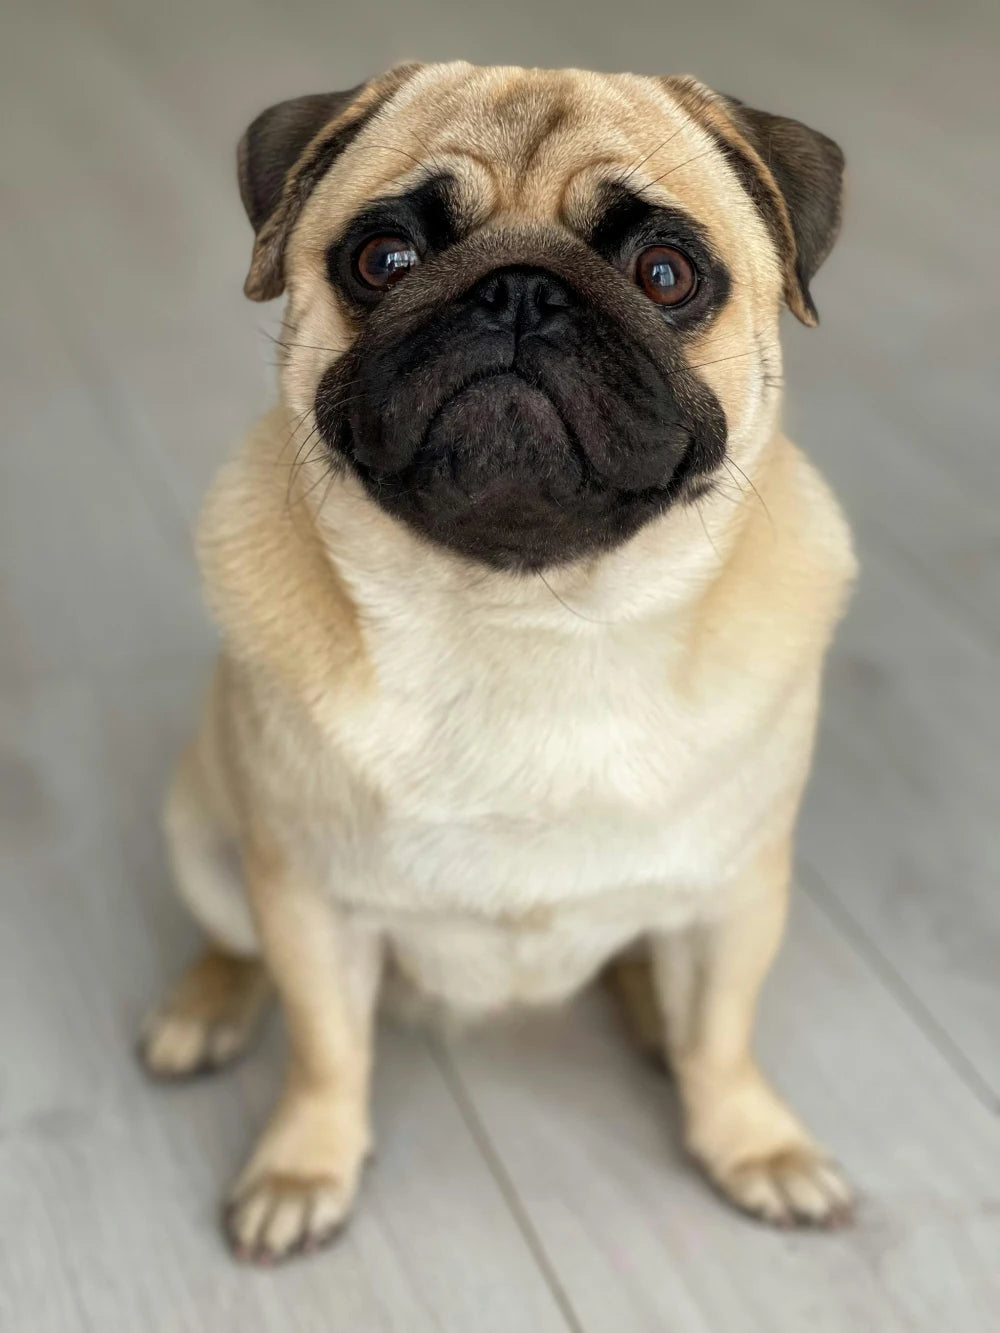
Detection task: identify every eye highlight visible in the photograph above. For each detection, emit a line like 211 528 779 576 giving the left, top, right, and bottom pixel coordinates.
634 245 698 307
354 235 421 290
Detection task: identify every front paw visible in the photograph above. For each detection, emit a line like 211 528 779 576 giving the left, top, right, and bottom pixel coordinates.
712 1145 852 1228
224 1091 370 1264
683 1068 853 1229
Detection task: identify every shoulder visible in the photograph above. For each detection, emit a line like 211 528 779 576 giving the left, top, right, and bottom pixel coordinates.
197 408 372 707
682 437 857 689
760 437 858 619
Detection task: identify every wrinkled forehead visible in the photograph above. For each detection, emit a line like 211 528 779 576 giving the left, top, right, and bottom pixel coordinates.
389 65 664 183
295 62 765 263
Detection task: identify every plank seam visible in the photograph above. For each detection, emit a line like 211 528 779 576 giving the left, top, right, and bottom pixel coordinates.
427 1036 586 1333
799 861 1000 1116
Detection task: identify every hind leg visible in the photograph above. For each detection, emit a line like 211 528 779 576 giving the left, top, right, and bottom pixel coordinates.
605 946 668 1072
140 741 271 1079
140 947 271 1079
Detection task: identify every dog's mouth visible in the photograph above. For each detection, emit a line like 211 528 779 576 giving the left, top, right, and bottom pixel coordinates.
335 369 652 569
421 370 576 485
414 371 578 500
338 380 697 571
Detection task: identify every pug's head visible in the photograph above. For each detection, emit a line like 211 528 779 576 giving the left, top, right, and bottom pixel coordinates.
238 63 843 570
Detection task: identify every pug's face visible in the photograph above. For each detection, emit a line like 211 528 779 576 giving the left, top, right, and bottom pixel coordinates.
238 63 843 570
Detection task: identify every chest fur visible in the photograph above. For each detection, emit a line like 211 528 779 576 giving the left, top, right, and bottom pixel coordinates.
312 602 802 921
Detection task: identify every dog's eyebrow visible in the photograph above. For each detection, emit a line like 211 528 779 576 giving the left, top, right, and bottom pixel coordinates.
585 182 710 261
338 174 465 254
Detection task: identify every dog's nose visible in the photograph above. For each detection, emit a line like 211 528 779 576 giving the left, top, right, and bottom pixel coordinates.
469 266 574 336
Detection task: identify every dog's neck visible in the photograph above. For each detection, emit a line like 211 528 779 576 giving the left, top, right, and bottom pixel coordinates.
199 403 789 721
293 408 784 638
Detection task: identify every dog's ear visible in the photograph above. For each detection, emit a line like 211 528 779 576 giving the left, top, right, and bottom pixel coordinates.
663 77 845 325
237 63 422 301
722 95 845 325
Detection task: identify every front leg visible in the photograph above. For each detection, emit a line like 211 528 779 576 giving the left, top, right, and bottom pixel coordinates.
652 838 852 1227
225 844 383 1264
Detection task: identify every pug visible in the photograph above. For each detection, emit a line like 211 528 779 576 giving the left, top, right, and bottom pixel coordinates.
140 61 856 1263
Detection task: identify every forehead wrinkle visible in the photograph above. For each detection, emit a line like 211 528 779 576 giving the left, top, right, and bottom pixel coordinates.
377 67 692 213
438 154 639 236
379 64 701 183
404 70 617 176
515 101 573 174
555 159 643 228
488 80 574 174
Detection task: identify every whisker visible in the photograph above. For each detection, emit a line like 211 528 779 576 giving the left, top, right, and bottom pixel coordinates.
289 426 322 468
309 374 365 394
277 406 316 462
399 127 452 182
294 439 328 474
635 146 722 196
285 425 322 503
365 135 453 183
313 463 341 522
689 346 780 370
263 333 352 357
705 481 746 508
307 389 367 415
693 498 723 561
360 140 434 173
289 451 337 509
722 456 774 531
535 570 612 625
616 124 687 190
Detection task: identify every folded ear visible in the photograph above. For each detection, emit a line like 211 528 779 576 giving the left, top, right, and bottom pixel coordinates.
663 77 845 325
237 63 421 301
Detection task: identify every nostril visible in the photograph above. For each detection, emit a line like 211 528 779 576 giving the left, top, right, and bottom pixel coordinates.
479 274 506 311
534 279 572 312
471 267 574 329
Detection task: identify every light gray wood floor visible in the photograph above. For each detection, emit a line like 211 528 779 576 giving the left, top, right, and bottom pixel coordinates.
2 1 998 1329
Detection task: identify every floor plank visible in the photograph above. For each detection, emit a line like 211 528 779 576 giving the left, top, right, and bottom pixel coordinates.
801 543 1000 1098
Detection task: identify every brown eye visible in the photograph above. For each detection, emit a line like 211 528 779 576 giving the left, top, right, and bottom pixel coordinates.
354 235 421 289
634 246 697 307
